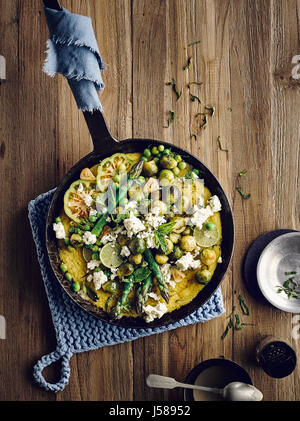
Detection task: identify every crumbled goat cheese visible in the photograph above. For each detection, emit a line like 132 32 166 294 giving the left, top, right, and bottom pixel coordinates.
120 246 131 257
89 208 97 217
123 214 145 237
87 260 100 270
143 302 168 323
93 270 108 290
144 209 166 229
208 195 222 213
176 252 201 271
218 256 222 263
148 292 160 302
137 228 159 249
160 264 176 289
110 267 118 280
82 231 97 245
77 183 84 193
101 227 122 244
53 222 66 239
84 194 93 207
124 200 137 211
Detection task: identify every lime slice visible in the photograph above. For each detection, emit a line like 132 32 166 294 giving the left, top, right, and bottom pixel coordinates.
82 247 93 262
96 153 134 192
64 180 97 223
194 223 220 247
100 242 123 268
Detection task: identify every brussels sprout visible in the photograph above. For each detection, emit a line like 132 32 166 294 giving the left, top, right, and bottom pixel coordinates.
165 239 174 255
102 281 119 293
169 232 181 244
143 160 159 177
172 246 183 260
128 184 143 198
180 235 197 252
155 254 169 265
200 249 217 266
117 263 135 277
182 227 191 236
129 238 146 254
159 169 175 186
153 200 168 215
117 234 129 246
170 216 186 233
195 269 212 285
70 233 83 248
129 254 143 265
160 155 178 169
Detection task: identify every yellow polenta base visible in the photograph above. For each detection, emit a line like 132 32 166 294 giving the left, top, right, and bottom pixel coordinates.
58 189 222 319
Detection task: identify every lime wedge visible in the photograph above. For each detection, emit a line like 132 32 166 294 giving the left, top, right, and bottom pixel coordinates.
82 247 93 262
100 242 123 268
194 223 220 247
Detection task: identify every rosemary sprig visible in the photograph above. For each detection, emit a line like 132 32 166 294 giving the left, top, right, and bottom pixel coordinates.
184 56 192 71
217 136 229 152
165 78 182 101
237 187 251 200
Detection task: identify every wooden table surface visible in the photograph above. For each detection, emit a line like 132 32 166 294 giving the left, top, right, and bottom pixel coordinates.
0 0 299 401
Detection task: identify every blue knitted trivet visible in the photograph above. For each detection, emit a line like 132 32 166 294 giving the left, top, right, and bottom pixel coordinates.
28 189 225 392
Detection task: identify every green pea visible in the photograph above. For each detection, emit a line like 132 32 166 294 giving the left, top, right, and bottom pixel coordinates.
141 156 148 162
55 217 61 223
143 148 152 158
72 281 80 292
89 214 98 223
172 167 180 176
65 272 73 282
158 145 165 152
138 176 146 183
151 146 159 155
193 169 199 175
69 226 75 233
178 161 187 170
163 148 171 155
205 222 216 231
60 263 68 273
175 154 182 163
92 252 99 260
92 245 99 252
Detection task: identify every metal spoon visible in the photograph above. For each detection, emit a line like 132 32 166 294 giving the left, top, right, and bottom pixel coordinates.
146 374 263 401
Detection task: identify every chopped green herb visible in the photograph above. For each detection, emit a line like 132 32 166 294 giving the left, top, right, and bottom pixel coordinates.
169 110 175 122
217 136 229 153
238 295 250 315
187 40 201 47
285 271 297 275
157 221 176 235
221 315 233 339
191 134 197 141
163 119 170 129
235 314 242 330
165 78 182 101
200 114 207 129
183 56 193 70
241 322 256 326
239 169 248 177
190 93 202 103
205 105 215 117
237 187 251 200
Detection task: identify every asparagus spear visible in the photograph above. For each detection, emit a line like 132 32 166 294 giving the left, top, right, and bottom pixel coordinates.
136 275 153 314
144 249 170 303
110 276 135 320
92 161 144 237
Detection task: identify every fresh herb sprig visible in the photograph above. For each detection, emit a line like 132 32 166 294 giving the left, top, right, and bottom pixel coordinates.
217 136 229 153
165 78 182 101
184 56 193 71
277 272 300 299
237 187 251 200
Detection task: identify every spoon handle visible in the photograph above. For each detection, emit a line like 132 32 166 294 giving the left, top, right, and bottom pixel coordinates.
175 381 222 394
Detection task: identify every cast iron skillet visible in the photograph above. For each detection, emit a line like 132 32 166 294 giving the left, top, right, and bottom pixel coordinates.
43 0 234 329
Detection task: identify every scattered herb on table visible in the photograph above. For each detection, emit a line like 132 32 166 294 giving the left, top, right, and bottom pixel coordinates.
165 78 182 101
205 105 215 117
239 169 248 177
163 110 175 128
199 114 207 129
187 40 201 47
238 294 250 315
237 187 251 200
235 314 242 330
217 136 229 152
184 56 193 70
191 133 197 141
190 93 202 103
221 314 234 339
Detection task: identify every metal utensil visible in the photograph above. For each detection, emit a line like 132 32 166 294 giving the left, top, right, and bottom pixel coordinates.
146 374 263 401
257 232 300 313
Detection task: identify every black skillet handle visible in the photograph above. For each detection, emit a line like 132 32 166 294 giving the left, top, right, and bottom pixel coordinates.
42 0 118 152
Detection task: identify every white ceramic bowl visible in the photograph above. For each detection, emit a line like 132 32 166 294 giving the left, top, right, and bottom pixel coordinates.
257 232 300 313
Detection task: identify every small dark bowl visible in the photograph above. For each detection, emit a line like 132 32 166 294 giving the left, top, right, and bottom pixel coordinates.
184 358 253 401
